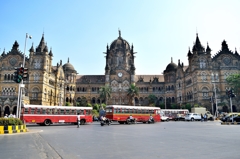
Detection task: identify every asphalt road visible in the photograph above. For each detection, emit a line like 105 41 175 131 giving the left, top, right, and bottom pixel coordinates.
0 121 239 159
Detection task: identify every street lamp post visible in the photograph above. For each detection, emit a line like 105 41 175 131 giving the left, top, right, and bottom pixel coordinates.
211 73 218 119
16 33 32 118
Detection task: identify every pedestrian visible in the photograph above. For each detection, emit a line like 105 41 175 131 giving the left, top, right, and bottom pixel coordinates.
201 114 203 122
77 113 80 128
13 114 16 118
4 114 8 118
204 113 207 121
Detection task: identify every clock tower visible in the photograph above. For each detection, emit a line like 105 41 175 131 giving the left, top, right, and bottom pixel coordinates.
104 30 136 105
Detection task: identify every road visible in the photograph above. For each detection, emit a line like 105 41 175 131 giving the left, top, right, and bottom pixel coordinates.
0 121 239 159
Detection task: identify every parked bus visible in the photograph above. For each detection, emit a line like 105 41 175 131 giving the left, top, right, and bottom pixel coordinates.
160 109 189 120
105 105 161 124
21 105 93 126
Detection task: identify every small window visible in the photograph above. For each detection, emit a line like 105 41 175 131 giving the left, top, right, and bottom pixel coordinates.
66 109 70 115
80 110 84 115
30 108 35 114
42 109 46 114
36 108 41 114
24 108 29 114
60 109 65 115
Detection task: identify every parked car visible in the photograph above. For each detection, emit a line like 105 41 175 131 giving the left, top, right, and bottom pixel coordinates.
185 113 201 121
227 114 240 122
221 113 240 122
161 115 169 122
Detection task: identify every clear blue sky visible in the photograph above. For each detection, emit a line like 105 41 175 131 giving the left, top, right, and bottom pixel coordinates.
1 0 240 75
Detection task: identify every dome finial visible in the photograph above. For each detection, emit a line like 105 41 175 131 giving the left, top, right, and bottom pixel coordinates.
68 57 69 63
171 57 173 63
118 28 121 37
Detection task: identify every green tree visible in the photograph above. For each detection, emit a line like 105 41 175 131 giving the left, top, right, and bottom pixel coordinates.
65 102 70 106
99 84 112 105
127 84 139 106
87 103 92 107
93 104 100 111
80 96 87 106
148 94 157 106
159 103 165 109
171 103 177 109
226 73 240 95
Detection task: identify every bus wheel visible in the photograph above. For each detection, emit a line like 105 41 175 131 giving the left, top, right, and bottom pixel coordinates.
44 119 51 126
80 119 85 125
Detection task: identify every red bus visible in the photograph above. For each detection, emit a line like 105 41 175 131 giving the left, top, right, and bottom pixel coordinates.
105 105 161 124
21 105 93 126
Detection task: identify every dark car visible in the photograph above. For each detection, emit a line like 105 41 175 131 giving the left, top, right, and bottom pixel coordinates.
229 115 240 122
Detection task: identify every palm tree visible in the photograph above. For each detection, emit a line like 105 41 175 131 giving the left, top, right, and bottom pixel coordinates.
127 84 139 106
99 84 112 105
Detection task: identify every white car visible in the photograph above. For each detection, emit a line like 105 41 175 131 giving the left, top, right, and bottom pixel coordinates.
185 113 201 121
161 115 169 122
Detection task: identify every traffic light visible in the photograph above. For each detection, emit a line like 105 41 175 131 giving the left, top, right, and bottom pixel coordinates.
23 68 28 79
227 89 236 98
13 67 24 83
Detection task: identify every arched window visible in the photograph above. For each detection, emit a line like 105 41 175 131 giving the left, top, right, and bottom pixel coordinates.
32 88 39 99
199 58 206 68
202 87 209 98
201 72 207 82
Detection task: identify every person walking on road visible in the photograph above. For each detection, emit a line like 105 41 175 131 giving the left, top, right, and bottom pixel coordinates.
77 113 80 128
201 114 204 122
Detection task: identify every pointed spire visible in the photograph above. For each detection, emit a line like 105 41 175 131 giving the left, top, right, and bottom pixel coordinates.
36 33 46 52
43 45 48 52
68 57 69 63
30 43 34 52
171 57 173 63
118 29 121 37
192 33 204 52
1 48 6 56
221 40 229 51
187 47 192 57
49 47 53 56
235 47 239 55
12 41 19 50
206 42 211 53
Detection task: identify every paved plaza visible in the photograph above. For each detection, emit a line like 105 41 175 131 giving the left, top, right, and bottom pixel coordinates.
0 121 239 159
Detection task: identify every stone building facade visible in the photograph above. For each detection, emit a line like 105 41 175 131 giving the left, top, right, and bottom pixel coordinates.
0 32 239 116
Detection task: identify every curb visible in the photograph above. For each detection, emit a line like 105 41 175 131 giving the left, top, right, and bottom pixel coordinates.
0 125 28 134
221 122 240 125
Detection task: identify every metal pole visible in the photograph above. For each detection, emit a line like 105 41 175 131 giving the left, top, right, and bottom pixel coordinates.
16 84 21 118
230 97 233 123
18 33 31 119
213 82 218 118
211 96 214 116
165 96 166 109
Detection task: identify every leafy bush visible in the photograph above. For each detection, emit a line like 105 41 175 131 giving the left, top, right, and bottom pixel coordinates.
0 118 23 126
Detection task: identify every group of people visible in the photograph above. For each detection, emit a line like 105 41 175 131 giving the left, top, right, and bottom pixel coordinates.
4 114 16 118
201 113 208 122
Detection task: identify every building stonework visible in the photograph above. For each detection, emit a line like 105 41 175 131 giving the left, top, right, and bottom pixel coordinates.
0 32 239 116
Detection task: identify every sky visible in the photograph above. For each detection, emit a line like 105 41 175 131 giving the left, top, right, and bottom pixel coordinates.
1 0 240 75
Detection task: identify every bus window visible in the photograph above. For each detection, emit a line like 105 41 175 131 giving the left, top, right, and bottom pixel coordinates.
66 109 70 115
73 109 77 115
114 108 117 113
86 110 90 115
122 109 125 114
36 108 41 114
60 109 65 115
137 109 141 114
24 108 29 114
80 110 84 115
30 108 35 114
42 108 46 114
77 109 80 114
117 108 121 114
52 109 56 115
48 109 52 115
125 109 129 114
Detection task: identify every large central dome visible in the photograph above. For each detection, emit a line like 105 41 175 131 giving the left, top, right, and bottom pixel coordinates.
110 30 130 50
